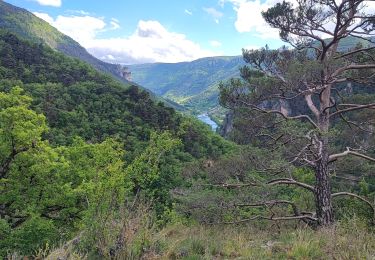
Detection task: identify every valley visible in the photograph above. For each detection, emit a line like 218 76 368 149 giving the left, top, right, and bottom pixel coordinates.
0 0 375 259
128 35 375 127
128 56 244 114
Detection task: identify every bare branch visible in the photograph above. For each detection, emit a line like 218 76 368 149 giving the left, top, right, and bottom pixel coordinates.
235 200 302 217
330 103 375 118
329 147 375 163
332 64 375 78
199 182 258 189
267 178 315 192
332 192 375 223
238 100 320 129
215 214 317 225
235 199 297 208
305 94 320 119
337 46 375 59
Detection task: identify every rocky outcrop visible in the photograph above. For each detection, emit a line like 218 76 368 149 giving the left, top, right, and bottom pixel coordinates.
219 111 234 138
116 65 132 81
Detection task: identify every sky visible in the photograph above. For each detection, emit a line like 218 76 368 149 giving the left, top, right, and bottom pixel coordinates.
5 0 294 64
4 0 362 65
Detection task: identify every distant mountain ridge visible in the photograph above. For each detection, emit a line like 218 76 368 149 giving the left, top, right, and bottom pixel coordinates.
129 56 245 113
0 1 131 84
2 0 373 115
0 1 188 111
129 37 375 114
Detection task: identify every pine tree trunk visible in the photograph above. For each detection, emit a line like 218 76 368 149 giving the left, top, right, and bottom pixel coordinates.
314 73 334 226
315 137 334 226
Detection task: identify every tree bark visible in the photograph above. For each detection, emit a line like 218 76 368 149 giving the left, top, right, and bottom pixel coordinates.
315 148 334 226
315 111 334 225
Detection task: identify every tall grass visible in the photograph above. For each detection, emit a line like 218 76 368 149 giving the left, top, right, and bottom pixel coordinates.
145 218 375 259
45 217 375 259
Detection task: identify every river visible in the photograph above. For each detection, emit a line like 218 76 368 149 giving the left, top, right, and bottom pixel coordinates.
197 113 218 131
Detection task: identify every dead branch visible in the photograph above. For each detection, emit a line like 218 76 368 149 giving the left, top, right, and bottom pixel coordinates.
336 46 375 59
199 182 258 189
215 214 317 225
329 147 375 163
330 103 375 118
238 100 320 129
267 178 315 192
332 192 375 223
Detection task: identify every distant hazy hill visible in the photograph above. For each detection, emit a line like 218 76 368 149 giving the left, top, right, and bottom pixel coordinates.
334 35 375 51
0 1 131 84
129 56 245 113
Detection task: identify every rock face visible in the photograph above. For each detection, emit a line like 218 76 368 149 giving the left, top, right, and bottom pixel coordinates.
219 111 234 138
116 65 132 81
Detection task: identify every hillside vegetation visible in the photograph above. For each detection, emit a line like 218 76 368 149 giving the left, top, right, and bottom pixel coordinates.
0 1 131 84
0 0 375 259
0 30 233 258
129 56 244 115
129 37 375 119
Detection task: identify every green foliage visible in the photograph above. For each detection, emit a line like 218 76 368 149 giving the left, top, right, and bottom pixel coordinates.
0 31 233 257
0 31 230 163
0 86 47 151
0 88 61 256
7 216 59 256
0 1 131 85
0 87 134 257
177 117 234 159
127 132 181 208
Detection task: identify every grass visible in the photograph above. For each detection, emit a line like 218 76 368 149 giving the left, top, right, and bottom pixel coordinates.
45 217 375 259
145 219 375 259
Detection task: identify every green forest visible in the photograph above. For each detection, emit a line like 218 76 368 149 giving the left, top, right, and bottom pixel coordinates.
1 0 375 259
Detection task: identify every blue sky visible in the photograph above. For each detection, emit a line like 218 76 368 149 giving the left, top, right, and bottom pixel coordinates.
6 0 287 64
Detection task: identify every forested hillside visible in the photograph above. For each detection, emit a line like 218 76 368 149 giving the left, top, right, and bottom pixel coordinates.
129 37 374 118
129 56 244 114
1 0 375 259
0 1 131 84
0 30 233 258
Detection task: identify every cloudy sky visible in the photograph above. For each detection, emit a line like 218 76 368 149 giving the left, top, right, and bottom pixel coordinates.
6 0 374 65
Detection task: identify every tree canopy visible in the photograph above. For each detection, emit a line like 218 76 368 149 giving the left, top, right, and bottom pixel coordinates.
220 0 375 226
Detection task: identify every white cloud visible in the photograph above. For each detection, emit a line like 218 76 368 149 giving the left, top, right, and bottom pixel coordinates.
67 10 91 16
225 0 373 40
89 20 218 64
184 9 193 15
210 40 222 47
34 0 61 7
203 7 223 24
33 12 54 24
33 13 218 64
223 0 287 39
101 54 116 61
362 1 375 14
34 12 106 46
110 19 121 30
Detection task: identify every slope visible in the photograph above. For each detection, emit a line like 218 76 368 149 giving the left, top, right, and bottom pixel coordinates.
129 37 375 115
0 0 130 84
128 56 245 114
0 1 188 111
0 30 231 159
